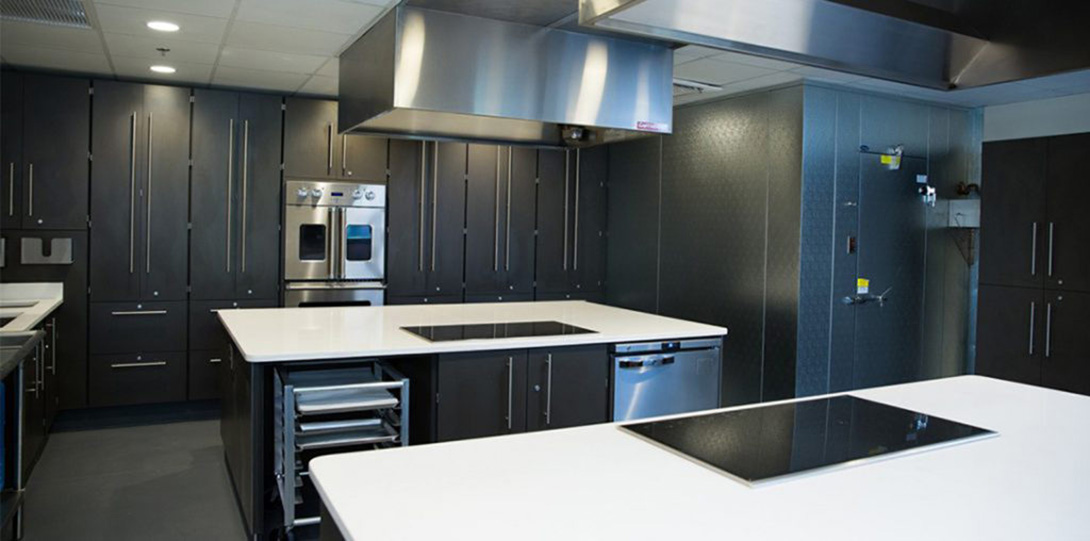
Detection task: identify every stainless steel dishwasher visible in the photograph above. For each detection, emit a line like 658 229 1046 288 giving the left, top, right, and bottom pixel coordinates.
612 338 722 421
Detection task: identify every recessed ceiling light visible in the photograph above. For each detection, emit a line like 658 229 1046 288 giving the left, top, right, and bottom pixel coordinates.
147 21 179 32
150 65 176 74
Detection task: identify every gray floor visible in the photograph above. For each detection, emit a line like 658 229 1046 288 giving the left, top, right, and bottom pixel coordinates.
23 420 247 540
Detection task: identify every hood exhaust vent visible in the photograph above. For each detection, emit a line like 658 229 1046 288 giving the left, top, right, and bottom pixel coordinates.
339 6 674 147
1 0 91 29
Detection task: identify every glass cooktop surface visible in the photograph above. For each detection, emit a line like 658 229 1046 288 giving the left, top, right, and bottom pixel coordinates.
402 321 596 342
621 395 996 486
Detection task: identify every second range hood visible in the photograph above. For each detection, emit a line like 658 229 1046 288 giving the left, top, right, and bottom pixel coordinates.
338 6 674 147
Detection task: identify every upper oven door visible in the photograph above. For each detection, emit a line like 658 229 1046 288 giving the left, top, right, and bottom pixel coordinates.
284 205 334 280
341 207 385 280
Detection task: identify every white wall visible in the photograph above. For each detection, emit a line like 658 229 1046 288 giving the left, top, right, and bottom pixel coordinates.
983 92 1090 141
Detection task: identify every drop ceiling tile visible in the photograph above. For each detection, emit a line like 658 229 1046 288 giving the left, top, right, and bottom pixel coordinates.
316 58 338 78
791 66 865 84
672 45 722 63
0 45 112 74
111 55 213 85
95 3 229 44
94 0 236 19
0 21 103 52
298 75 338 97
218 47 328 74
720 71 804 94
236 0 384 35
713 51 802 71
103 32 220 64
673 57 777 86
226 21 352 56
212 65 309 93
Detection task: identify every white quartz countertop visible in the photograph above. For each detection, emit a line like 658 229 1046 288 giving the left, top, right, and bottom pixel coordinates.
0 283 64 332
218 301 727 362
310 376 1090 540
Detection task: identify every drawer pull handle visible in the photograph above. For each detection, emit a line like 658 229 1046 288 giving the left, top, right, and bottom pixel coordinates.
111 361 168 369
209 358 222 364
110 310 168 316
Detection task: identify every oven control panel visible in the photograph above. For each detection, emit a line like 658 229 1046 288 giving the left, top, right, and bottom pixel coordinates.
286 180 386 208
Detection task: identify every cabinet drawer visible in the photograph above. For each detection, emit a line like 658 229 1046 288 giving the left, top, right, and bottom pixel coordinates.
189 349 225 401
386 295 462 306
464 294 533 304
90 301 186 354
189 300 277 351
90 352 186 407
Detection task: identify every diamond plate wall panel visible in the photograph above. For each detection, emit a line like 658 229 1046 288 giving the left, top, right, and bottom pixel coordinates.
859 94 931 158
606 136 662 314
828 91 862 393
762 87 805 402
921 107 952 380
795 86 838 398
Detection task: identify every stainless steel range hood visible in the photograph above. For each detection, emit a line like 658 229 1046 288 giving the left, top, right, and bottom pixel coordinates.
339 6 674 147
581 0 1090 90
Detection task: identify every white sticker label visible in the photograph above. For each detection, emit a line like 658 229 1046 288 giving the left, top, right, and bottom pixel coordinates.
636 121 669 133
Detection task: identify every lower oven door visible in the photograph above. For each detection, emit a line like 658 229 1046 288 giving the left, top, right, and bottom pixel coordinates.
284 206 333 281
284 282 385 307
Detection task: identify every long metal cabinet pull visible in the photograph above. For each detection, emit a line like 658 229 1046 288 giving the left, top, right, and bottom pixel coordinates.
49 318 57 375
431 142 438 273
545 354 553 426
506 357 513 431
573 149 581 271
226 119 234 273
505 147 512 272
1030 223 1038 276
341 135 347 175
146 113 153 274
111 361 168 369
7 162 13 216
1047 222 1055 277
418 141 426 272
241 120 250 273
27 163 33 217
494 147 501 272
1028 302 1036 356
1044 302 1053 358
129 113 136 274
563 150 570 271
327 124 333 174
110 310 167 316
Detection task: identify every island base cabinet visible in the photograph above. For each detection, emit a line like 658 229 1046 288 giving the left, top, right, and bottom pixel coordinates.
89 352 186 407
189 350 225 401
1039 290 1090 396
437 351 528 442
527 346 609 431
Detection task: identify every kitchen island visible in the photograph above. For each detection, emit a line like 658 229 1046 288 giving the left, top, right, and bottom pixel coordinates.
216 301 726 539
310 375 1090 540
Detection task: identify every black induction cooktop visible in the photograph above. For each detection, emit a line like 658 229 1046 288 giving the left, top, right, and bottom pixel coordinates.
402 321 596 342
621 395 995 486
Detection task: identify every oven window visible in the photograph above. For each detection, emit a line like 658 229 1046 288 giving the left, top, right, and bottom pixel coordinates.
298 224 327 261
345 225 372 261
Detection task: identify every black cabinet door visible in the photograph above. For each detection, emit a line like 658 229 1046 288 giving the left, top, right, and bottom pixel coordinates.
235 93 282 300
437 350 527 442
43 318 59 429
142 85 190 300
526 346 609 431
506 147 537 294
980 138 1047 289
90 80 144 302
573 147 608 293
536 148 573 294
1040 290 1090 395
1 72 22 230
89 351 186 407
1044 134 1090 293
343 135 387 180
22 74 89 230
284 98 337 179
465 144 505 295
22 345 43 485
191 90 239 300
189 350 225 401
976 285 1043 386
426 142 466 296
387 139 428 297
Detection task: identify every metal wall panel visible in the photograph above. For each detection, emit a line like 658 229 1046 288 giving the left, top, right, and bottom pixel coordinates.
828 91 862 393
920 107 952 380
605 136 661 314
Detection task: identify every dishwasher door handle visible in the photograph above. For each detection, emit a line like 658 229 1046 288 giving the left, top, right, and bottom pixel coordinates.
618 356 676 369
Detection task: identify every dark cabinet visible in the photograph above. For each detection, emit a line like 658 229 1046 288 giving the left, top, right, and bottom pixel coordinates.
189 350 224 401
976 285 1043 386
526 346 609 431
343 135 387 181
1 74 89 230
22 340 44 485
89 301 187 354
220 347 259 530
1043 133 1090 293
535 147 608 297
90 81 189 302
284 97 388 181
1039 290 1090 395
191 90 282 301
979 138 1047 289
465 145 536 297
437 350 527 441
189 299 277 352
89 351 186 407
387 140 466 298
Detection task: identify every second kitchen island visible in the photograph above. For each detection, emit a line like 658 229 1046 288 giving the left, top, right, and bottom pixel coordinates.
216 301 726 539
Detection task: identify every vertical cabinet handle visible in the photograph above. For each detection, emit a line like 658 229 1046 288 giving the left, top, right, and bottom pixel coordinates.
341 135 348 176
47 318 57 375
505 146 512 272
1028 302 1036 356
493 147 501 272
563 150 570 271
1047 222 1055 278
545 354 553 427
1030 222 1038 276
573 149 581 271
241 120 249 273
146 113 153 274
418 141 426 273
431 141 438 274
1044 302 1053 358
506 357 513 431
226 119 234 273
27 163 33 217
7 162 13 216
327 123 333 174
129 113 136 274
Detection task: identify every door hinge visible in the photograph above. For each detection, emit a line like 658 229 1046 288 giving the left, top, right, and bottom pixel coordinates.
187 285 192 293
189 159 193 167
435 393 440 404
88 87 94 95
462 227 467 235
280 163 285 171
281 103 287 111
187 222 192 230
535 177 540 185
86 217 91 228
87 287 91 295
88 152 93 161
189 95 195 103
533 229 538 236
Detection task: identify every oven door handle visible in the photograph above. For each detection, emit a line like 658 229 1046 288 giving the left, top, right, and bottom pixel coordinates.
327 207 336 280
617 355 675 369
339 207 348 280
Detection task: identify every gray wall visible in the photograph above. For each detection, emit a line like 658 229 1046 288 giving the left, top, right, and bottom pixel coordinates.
607 82 981 405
